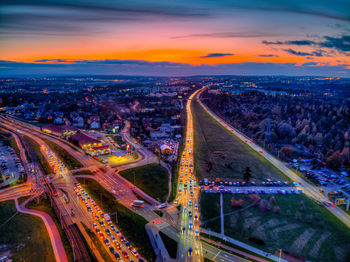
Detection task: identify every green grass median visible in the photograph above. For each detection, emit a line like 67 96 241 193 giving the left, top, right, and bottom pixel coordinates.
159 231 178 259
23 135 53 174
119 163 169 203
192 100 288 182
41 137 83 170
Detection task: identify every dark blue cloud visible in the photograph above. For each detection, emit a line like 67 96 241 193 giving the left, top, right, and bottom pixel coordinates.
0 0 210 36
283 49 325 57
200 53 233 58
1 59 349 77
172 32 276 39
263 35 349 55
258 54 279 57
319 35 350 52
262 40 316 46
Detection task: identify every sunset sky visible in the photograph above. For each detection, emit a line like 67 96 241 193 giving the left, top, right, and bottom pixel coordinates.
1 0 349 76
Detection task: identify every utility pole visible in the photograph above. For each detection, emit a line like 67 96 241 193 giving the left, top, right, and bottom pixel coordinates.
264 116 272 148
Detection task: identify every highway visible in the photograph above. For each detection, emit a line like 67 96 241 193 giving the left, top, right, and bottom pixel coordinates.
197 88 350 229
0 108 255 262
176 89 203 262
173 88 248 262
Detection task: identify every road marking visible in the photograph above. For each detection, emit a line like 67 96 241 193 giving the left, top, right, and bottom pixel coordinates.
213 250 220 260
151 218 163 225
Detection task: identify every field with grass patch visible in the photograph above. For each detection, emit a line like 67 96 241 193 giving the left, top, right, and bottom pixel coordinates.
72 170 94 176
119 163 169 202
23 135 53 174
200 193 350 262
0 200 55 261
26 196 74 261
192 100 287 182
41 137 83 170
159 231 178 259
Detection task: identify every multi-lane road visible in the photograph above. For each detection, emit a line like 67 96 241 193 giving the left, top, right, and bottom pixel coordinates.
0 93 262 262
175 89 248 262
197 88 350 229
177 89 202 262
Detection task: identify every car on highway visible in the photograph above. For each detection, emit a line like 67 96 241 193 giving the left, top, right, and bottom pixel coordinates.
189 221 193 230
114 252 121 259
188 247 193 257
109 246 115 253
131 249 139 257
111 235 117 243
122 250 129 258
104 238 110 246
195 246 199 254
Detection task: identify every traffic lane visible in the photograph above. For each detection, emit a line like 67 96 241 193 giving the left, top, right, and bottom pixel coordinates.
2 120 93 167
202 242 248 262
74 185 137 260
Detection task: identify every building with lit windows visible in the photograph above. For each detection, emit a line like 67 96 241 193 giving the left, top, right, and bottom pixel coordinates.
69 132 110 156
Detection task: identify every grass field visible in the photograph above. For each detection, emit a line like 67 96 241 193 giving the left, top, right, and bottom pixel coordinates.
112 135 126 150
159 231 178 259
18 196 31 206
200 193 350 262
119 163 169 203
26 196 74 262
82 223 113 262
72 170 94 176
23 135 53 174
76 177 156 261
0 200 55 261
192 100 287 182
41 137 83 170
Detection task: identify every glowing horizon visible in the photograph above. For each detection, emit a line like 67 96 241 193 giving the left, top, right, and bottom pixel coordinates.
1 0 349 76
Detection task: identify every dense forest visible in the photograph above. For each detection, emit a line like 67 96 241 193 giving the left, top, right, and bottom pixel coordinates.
203 91 350 170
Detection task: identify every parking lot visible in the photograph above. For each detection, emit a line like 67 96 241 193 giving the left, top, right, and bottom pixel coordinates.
0 142 24 186
292 161 350 203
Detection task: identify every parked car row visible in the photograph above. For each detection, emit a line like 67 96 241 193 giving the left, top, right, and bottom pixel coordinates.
0 144 24 181
200 179 290 187
202 187 302 194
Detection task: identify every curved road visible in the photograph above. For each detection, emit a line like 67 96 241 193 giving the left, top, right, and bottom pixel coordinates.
15 197 68 262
